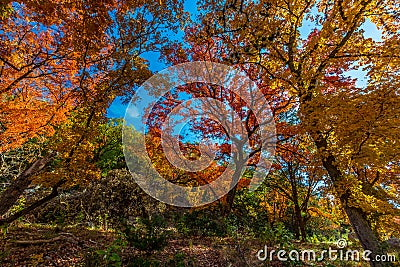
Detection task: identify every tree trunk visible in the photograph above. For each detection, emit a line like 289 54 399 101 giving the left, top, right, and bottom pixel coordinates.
0 180 63 226
0 153 55 216
316 142 389 267
294 205 307 242
292 202 307 242
220 141 251 216
292 212 300 240
223 180 239 216
299 217 307 242
344 206 389 267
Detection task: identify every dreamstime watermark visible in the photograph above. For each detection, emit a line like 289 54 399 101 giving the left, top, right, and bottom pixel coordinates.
122 61 276 207
257 239 397 263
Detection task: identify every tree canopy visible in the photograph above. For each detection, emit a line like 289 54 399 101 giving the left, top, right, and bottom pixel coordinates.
0 1 399 266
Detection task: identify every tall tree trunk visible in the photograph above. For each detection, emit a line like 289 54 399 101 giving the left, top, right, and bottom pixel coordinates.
344 206 388 267
0 153 55 216
316 141 389 267
300 84 389 265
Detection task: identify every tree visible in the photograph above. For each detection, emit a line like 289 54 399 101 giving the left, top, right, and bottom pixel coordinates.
266 138 322 241
160 45 296 213
94 118 128 176
178 0 399 265
0 0 185 224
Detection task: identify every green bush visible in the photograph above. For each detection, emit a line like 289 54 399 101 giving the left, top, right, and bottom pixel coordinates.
123 215 170 252
174 210 226 237
84 238 127 267
259 222 294 249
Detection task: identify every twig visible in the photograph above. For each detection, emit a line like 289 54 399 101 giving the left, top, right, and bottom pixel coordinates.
13 232 77 245
13 236 64 245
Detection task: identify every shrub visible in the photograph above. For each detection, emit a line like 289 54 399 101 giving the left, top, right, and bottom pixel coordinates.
123 215 170 253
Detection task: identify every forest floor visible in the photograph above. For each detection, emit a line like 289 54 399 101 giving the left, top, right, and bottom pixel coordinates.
0 223 393 267
0 223 270 266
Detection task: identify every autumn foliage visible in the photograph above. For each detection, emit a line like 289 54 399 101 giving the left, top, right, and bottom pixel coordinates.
0 1 399 266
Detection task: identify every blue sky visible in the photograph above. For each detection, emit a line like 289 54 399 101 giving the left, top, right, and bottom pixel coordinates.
107 2 383 119
106 1 199 118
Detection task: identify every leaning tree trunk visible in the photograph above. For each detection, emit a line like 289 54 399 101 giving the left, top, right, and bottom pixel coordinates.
0 179 63 226
300 83 390 266
344 206 389 266
317 142 390 267
0 153 55 216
